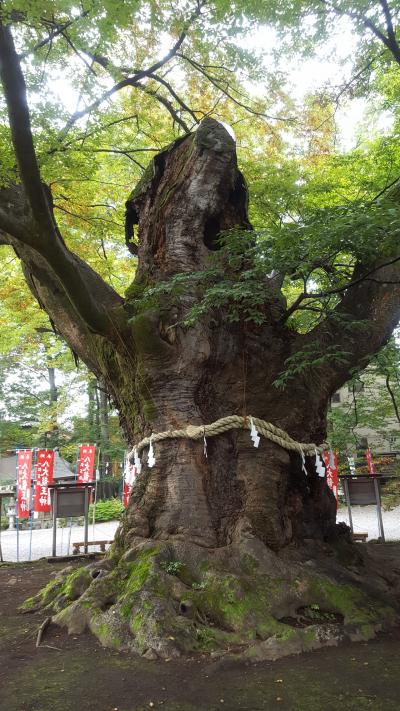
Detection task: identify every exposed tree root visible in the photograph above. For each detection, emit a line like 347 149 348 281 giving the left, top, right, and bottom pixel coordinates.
22 532 400 662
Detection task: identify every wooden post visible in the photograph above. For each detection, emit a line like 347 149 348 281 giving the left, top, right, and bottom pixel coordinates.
52 488 58 557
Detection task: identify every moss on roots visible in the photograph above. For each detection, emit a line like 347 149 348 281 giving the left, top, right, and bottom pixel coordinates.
24 537 400 661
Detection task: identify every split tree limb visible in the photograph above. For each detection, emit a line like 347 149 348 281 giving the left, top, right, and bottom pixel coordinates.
299 256 400 396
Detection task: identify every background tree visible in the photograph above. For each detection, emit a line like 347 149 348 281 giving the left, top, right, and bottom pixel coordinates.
328 337 400 452
0 332 79 451
2 1 400 659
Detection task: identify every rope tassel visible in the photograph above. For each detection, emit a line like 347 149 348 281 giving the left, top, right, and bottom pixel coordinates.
315 449 325 477
133 448 142 474
147 437 155 468
249 417 260 448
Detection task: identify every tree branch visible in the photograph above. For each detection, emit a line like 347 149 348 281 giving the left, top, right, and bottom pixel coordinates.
379 0 400 56
0 206 26 241
333 52 383 105
0 23 125 336
46 114 143 156
385 373 400 423
135 81 191 132
18 10 89 60
0 21 54 235
319 0 400 66
59 4 202 137
298 256 400 396
54 203 123 228
59 29 97 76
147 73 199 124
177 53 294 122
282 256 400 322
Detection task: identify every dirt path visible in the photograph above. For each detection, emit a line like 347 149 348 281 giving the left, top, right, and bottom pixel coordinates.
1 558 400 711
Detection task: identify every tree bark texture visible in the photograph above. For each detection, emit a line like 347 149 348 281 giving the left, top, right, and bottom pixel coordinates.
2 119 399 554
116 120 339 553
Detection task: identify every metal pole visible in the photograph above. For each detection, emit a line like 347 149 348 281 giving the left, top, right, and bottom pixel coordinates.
28 503 33 561
343 479 354 534
92 445 100 540
67 444 81 556
84 487 89 554
374 478 385 542
28 449 36 562
0 498 3 563
92 482 97 543
67 516 72 555
16 450 19 563
75 444 81 481
52 488 58 557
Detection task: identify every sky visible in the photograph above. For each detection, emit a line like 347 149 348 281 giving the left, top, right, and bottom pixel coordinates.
246 19 393 152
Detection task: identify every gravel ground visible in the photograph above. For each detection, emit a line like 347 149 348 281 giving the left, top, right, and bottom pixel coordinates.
0 520 119 561
337 504 400 540
0 505 399 561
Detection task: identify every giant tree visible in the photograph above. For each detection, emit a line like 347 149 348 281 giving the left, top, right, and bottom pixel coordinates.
2 1 400 660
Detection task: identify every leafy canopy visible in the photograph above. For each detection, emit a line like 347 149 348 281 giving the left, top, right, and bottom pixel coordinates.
0 0 400 394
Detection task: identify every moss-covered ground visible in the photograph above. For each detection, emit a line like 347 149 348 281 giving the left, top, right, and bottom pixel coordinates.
1 557 400 710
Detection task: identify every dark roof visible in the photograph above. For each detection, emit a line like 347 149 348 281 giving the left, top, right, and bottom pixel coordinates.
0 452 74 483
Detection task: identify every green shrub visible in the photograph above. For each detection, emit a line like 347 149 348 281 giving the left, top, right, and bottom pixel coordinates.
89 498 124 522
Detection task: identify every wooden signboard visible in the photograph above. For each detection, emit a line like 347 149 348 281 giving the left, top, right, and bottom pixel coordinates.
52 488 86 517
345 478 377 505
49 483 91 557
341 476 385 542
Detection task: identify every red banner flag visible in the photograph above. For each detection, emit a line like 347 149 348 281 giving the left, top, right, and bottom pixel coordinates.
34 449 54 513
17 449 33 519
123 458 136 508
323 450 338 508
365 448 375 474
77 444 96 483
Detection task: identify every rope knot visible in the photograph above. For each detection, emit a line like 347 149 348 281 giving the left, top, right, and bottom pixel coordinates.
185 424 202 439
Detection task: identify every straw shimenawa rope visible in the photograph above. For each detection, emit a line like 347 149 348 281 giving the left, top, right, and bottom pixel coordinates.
128 415 326 462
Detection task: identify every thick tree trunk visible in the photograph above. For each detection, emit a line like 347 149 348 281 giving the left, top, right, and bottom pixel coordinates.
16 120 400 659
111 119 336 554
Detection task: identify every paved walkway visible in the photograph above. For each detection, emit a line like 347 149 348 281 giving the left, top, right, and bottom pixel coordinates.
0 520 119 561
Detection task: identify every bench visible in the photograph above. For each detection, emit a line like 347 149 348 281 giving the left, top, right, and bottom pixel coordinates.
353 532 368 542
72 540 113 555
